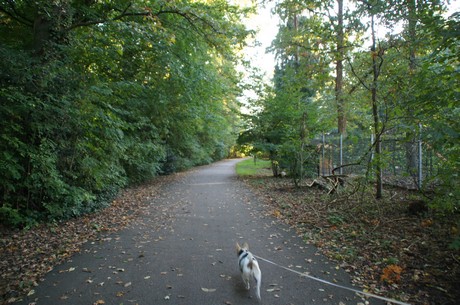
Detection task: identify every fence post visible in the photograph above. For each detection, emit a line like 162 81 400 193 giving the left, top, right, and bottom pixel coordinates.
418 123 423 189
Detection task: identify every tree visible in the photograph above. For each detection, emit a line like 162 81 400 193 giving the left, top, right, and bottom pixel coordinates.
0 0 252 226
245 0 457 203
336 0 346 134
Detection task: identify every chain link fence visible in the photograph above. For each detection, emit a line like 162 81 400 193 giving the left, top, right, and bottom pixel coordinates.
309 126 441 189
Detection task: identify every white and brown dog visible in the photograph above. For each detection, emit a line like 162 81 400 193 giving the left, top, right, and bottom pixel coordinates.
236 242 261 301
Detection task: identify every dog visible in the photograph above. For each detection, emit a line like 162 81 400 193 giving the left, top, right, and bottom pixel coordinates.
236 242 261 301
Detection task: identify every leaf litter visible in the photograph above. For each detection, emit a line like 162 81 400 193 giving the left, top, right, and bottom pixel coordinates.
0 173 185 304
239 175 460 305
3 167 457 305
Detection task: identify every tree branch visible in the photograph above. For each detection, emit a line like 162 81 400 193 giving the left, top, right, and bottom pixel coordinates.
0 1 33 26
66 3 149 31
65 4 224 51
346 57 370 91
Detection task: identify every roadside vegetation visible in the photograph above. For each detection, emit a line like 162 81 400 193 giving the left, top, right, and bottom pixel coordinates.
237 2 459 304
0 0 252 228
236 159 459 305
0 173 185 304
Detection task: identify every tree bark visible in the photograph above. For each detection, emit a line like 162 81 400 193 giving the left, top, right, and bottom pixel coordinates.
336 0 346 135
370 13 383 199
405 0 418 175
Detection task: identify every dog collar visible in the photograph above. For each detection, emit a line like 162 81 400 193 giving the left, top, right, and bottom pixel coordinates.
239 251 249 271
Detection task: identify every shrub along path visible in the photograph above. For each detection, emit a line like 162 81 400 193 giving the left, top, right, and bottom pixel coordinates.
3 159 383 305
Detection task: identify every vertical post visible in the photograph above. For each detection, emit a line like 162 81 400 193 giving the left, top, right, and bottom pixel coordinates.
339 133 343 175
418 123 423 188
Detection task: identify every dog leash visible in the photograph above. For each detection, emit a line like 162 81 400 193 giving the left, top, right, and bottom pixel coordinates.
254 255 411 305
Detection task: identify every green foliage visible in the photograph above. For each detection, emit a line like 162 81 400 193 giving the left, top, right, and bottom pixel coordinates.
0 0 251 227
449 235 460 250
240 14 329 178
0 204 24 228
241 0 458 205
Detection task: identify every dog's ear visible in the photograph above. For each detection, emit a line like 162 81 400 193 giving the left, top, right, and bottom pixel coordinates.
236 242 241 253
242 242 249 250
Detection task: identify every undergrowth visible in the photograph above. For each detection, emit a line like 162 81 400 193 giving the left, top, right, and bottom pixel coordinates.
239 174 460 305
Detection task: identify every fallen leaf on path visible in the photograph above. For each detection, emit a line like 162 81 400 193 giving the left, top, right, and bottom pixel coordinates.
201 287 216 292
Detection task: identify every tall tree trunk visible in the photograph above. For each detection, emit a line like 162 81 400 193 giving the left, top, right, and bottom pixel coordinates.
336 0 346 135
293 13 299 65
33 14 52 55
298 111 308 185
407 0 417 73
405 0 418 175
292 7 303 186
370 13 383 199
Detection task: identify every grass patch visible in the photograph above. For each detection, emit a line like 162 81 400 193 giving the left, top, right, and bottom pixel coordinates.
236 158 272 176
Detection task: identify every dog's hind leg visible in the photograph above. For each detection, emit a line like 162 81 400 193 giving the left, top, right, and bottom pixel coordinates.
253 265 262 301
243 276 250 290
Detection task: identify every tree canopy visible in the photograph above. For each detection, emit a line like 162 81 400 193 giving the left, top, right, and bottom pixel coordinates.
240 0 459 207
0 0 253 227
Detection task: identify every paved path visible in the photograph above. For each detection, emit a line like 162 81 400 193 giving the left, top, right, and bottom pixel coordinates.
18 159 380 305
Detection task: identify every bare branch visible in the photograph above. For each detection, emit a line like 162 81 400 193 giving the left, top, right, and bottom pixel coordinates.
346 57 370 91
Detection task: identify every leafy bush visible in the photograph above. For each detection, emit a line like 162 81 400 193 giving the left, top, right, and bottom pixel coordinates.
0 204 23 228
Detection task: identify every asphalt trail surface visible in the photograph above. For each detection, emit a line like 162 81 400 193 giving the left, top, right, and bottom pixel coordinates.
18 159 381 305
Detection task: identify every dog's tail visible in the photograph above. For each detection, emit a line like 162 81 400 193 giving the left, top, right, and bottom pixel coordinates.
253 262 262 301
